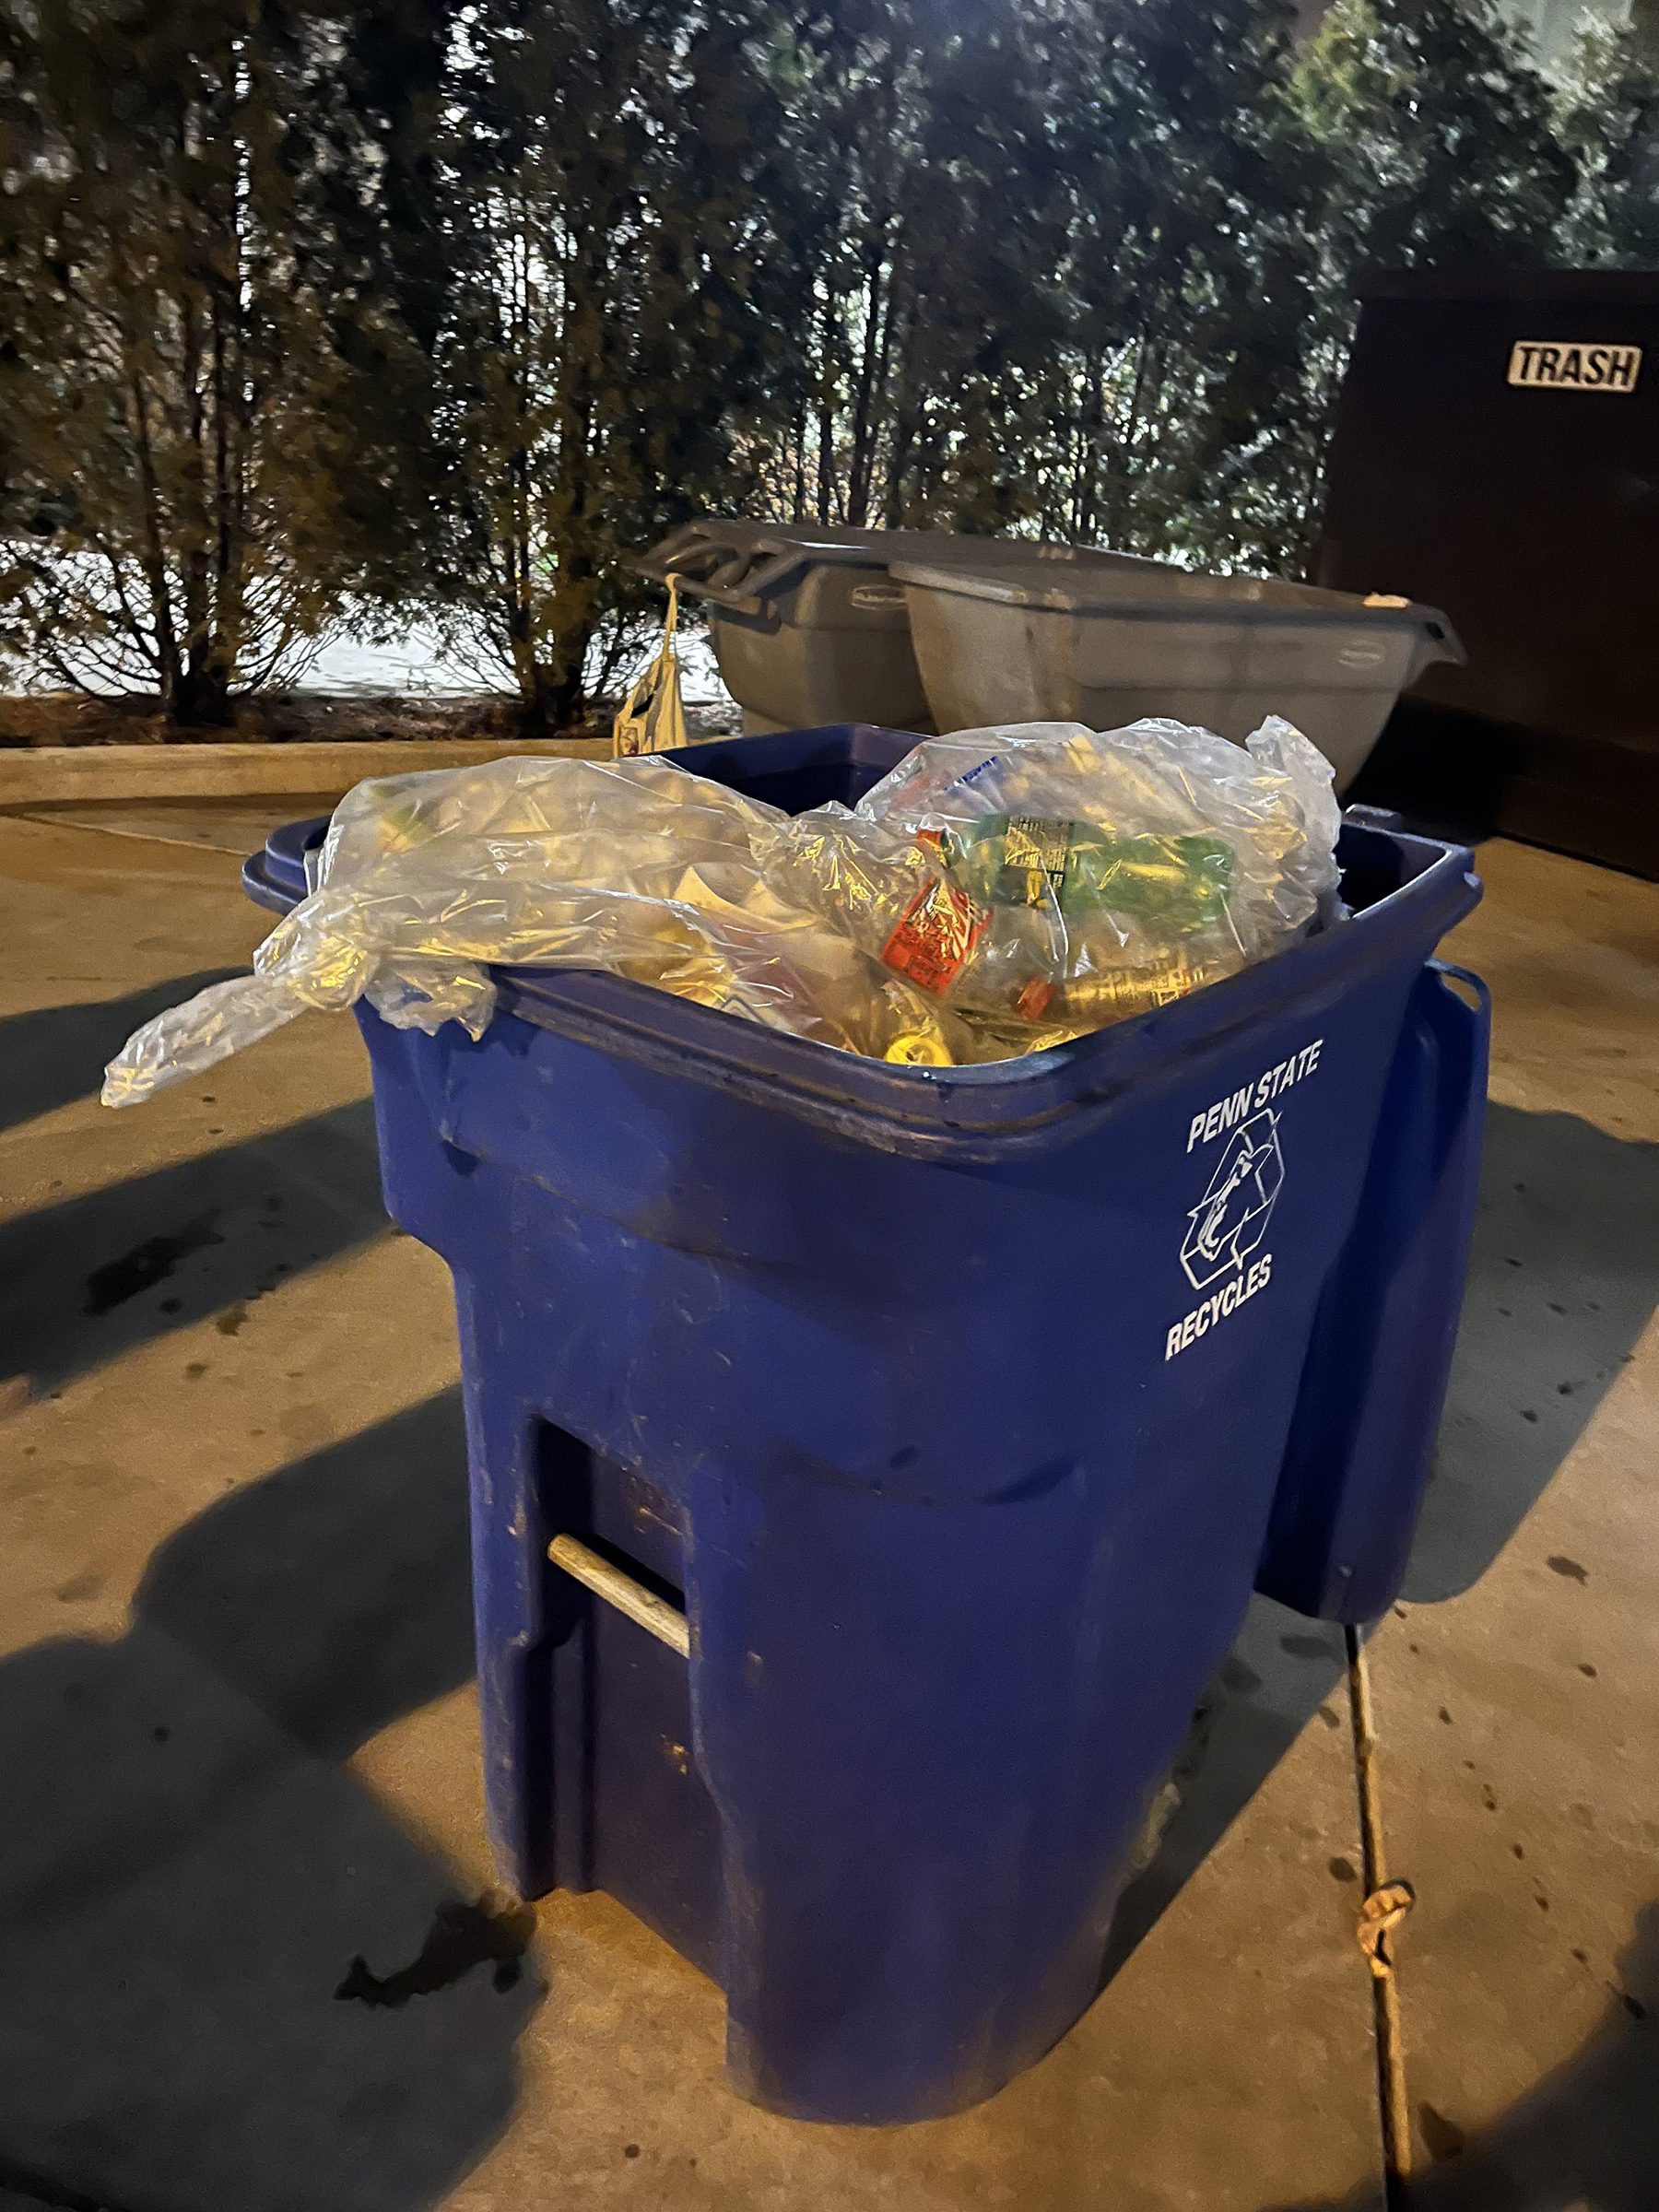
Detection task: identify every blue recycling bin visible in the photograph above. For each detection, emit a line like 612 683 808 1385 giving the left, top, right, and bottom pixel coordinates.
244 724 1488 2123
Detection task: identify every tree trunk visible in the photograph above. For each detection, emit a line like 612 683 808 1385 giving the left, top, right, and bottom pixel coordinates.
815 295 839 523
171 641 235 727
536 634 593 732
883 300 920 525
127 371 182 706
513 627 593 735
845 247 887 526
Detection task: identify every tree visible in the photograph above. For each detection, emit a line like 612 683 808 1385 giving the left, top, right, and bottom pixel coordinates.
423 0 806 729
1291 0 1578 268
0 0 440 722
746 0 1337 571
3 0 1641 731
1032 0 1333 571
1553 14 1659 267
750 0 1627 580
749 0 1076 536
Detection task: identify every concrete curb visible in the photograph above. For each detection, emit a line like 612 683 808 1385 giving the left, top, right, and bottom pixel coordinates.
0 735 613 806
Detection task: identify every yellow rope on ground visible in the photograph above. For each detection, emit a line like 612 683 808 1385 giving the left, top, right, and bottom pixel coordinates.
1346 1622 1416 2199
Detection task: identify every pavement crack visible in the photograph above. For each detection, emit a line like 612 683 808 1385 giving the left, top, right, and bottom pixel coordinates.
1347 1622 1415 2206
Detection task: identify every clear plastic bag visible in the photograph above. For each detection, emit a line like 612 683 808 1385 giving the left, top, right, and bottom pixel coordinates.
752 716 1341 1059
102 721 1342 1107
102 754 958 1106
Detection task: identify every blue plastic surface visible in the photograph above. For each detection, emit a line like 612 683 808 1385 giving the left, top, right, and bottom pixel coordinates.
244 723 1488 2122
1254 959 1490 1620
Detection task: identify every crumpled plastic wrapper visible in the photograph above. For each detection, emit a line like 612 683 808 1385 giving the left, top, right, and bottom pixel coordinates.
102 719 1341 1106
754 716 1342 1059
102 754 961 1106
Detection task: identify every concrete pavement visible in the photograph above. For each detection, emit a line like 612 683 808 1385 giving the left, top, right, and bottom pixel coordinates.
1359 841 1659 2196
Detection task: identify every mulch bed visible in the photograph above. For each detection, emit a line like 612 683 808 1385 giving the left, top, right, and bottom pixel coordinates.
0 690 612 748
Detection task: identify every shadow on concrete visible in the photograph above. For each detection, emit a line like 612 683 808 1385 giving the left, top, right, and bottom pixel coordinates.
1404 1104 1659 1605
0 1393 530 2212
1258 1902 1659 2210
138 1392 476 1759
0 1099 387 1393
1401 1900 1659 2208
0 973 243 1135
1100 1594 1350 1984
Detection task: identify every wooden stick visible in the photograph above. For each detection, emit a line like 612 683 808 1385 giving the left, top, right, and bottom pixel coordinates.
548 1533 690 1659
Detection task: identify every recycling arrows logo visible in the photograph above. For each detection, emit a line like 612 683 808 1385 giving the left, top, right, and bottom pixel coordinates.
1180 1110 1285 1291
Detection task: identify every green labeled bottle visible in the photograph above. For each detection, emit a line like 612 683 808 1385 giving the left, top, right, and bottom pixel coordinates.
936 817 1234 930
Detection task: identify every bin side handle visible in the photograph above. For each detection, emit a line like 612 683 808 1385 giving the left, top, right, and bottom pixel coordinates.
1428 959 1489 1021
548 1532 690 1658
631 528 766 613
1405 612 1467 680
632 528 814 616
666 538 807 614
636 530 886 614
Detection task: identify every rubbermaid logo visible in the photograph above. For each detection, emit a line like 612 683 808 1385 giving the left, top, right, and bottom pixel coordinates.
1507 341 1641 394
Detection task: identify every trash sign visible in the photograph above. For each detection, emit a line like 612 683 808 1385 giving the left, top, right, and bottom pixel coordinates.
1506 341 1641 394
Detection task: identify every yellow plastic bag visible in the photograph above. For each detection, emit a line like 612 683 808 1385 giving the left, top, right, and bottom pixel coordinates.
612 575 688 758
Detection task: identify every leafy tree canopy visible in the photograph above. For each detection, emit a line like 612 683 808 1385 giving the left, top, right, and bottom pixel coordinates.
0 0 1653 724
